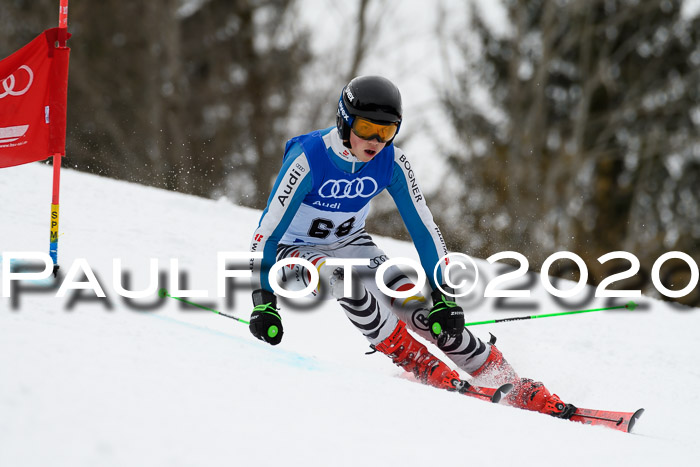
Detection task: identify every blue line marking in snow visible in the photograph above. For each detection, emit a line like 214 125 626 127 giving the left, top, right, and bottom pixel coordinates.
146 311 323 371
0 258 56 286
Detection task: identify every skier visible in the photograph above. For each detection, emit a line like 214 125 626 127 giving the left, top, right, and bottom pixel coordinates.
248 75 575 418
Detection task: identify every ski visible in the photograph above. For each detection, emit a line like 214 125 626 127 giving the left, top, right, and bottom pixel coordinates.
451 380 513 403
568 407 645 433
452 379 644 432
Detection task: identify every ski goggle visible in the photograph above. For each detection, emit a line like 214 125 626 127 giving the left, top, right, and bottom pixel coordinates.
351 117 399 143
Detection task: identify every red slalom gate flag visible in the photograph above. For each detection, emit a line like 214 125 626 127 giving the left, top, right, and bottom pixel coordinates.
0 28 70 169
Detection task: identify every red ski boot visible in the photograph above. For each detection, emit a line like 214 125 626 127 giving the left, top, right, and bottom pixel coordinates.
471 343 576 418
508 379 577 419
470 343 519 387
374 321 460 391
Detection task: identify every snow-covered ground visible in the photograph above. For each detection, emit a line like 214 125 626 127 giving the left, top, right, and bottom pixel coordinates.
1 163 699 467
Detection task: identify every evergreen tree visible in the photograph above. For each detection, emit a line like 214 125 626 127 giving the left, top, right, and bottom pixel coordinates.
0 0 311 206
439 0 699 302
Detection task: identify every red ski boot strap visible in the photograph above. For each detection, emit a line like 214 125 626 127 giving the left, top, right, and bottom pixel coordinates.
374 321 408 354
375 321 459 390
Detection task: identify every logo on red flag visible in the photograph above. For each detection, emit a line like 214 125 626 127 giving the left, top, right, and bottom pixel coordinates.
0 65 34 99
0 28 70 169
0 125 29 144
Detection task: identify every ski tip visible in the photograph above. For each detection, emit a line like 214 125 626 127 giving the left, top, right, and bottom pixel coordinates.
492 383 514 403
628 408 645 433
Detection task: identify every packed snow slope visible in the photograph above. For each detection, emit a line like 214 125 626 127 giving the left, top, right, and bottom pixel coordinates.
1 163 699 467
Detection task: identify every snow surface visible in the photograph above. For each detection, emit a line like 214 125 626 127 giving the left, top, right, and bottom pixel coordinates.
2 163 700 467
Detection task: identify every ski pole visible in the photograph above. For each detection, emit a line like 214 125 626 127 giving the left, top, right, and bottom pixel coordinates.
158 288 250 325
464 301 637 327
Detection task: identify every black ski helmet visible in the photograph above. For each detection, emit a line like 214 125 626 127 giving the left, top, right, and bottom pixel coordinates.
336 75 402 147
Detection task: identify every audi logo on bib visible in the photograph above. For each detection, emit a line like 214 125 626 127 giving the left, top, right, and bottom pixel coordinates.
319 177 378 199
0 65 34 99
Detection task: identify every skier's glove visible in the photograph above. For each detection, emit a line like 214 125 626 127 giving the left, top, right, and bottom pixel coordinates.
428 286 465 339
250 289 283 346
